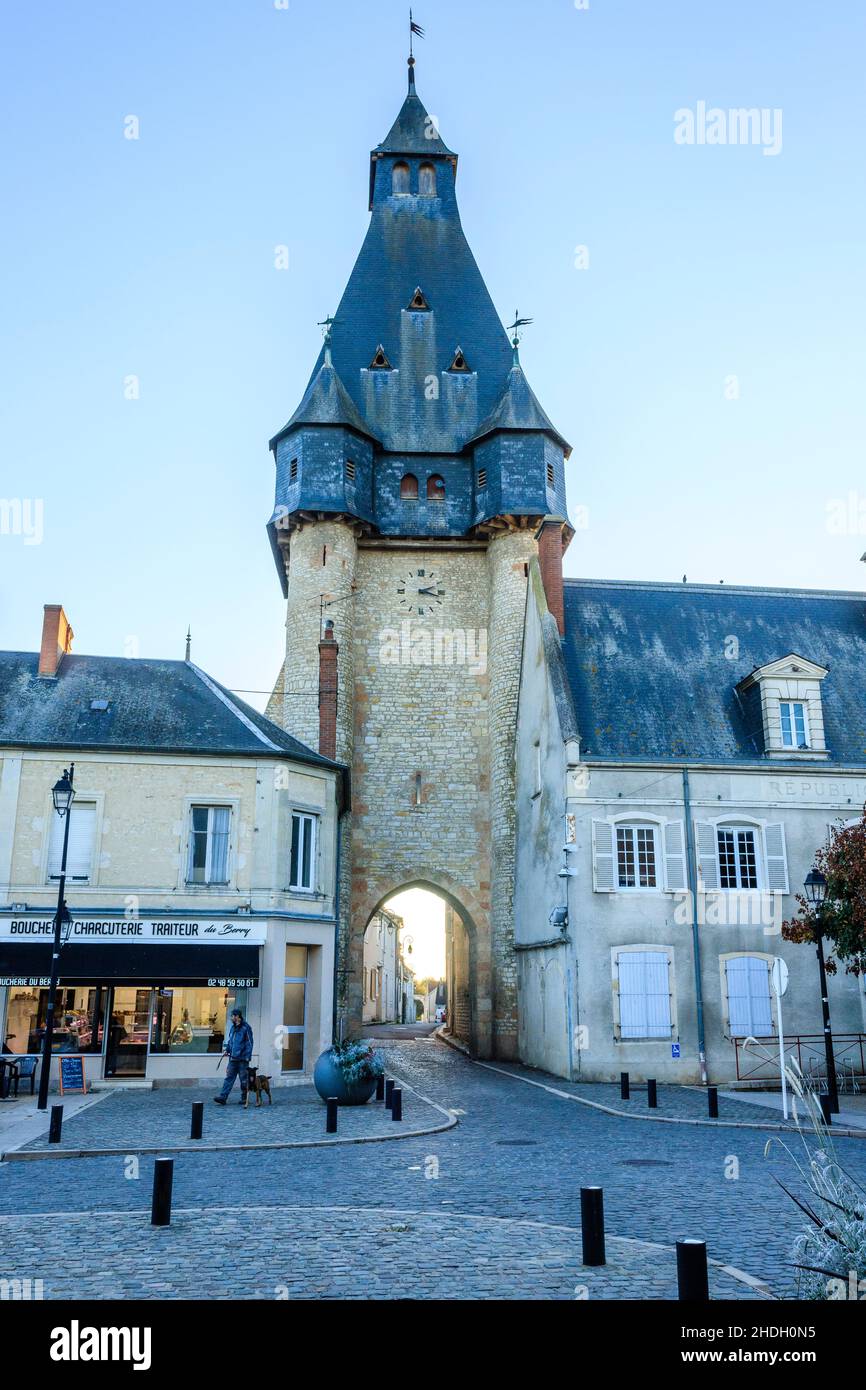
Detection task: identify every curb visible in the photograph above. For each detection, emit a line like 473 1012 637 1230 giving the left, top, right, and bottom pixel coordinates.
471 1061 866 1140
0 1070 458 1162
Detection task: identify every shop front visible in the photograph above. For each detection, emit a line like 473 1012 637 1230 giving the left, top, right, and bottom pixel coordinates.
0 912 336 1088
0 914 263 1087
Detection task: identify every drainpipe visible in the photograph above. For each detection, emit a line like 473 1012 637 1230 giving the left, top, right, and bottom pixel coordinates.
682 768 708 1085
332 809 343 1044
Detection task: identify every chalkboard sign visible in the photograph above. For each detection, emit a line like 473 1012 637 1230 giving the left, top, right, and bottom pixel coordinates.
59 1056 86 1095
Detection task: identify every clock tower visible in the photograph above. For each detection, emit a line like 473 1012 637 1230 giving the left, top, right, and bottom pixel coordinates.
266 56 572 1058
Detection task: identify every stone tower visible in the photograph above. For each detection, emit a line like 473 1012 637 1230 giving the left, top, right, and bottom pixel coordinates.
266 56 572 1059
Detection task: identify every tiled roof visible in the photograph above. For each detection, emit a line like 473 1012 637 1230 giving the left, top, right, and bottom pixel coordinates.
562 579 866 766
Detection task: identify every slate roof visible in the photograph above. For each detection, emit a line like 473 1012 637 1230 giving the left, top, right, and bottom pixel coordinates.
373 87 456 158
0 652 341 768
468 356 572 457
561 579 866 766
270 357 380 450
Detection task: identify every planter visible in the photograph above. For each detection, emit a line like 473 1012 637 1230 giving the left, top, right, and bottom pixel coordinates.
313 1048 377 1106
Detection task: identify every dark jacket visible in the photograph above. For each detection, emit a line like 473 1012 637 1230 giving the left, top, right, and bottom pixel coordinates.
224 1020 254 1062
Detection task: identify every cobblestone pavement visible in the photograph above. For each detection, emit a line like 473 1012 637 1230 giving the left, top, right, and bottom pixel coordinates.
0 1207 759 1300
2 1038 863 1300
11 1075 446 1155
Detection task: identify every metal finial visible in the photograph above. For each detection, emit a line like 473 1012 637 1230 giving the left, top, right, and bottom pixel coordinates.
506 310 533 360
409 10 424 87
317 314 338 365
185 626 191 661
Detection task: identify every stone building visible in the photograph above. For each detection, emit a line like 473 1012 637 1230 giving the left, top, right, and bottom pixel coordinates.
265 57 572 1060
0 604 345 1089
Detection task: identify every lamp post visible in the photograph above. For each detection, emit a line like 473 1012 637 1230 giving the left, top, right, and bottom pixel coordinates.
36 766 75 1111
804 867 839 1116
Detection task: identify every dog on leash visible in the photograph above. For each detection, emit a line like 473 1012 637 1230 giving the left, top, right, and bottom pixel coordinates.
243 1068 272 1107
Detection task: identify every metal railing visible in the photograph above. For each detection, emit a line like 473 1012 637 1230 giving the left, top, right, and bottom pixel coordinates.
731 1033 866 1090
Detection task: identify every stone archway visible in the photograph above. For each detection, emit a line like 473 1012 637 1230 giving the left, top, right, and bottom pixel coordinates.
348 871 489 1057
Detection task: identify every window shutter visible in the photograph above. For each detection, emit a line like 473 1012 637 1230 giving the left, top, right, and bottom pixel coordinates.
617 951 671 1039
663 821 687 891
695 821 719 889
592 820 616 892
763 822 789 893
48 803 96 882
726 957 773 1037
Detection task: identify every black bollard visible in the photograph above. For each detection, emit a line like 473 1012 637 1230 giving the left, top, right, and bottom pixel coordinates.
48 1105 63 1144
375 1073 385 1102
580 1186 606 1266
676 1239 709 1301
326 1097 338 1134
150 1158 174 1227
620 1071 630 1101
385 1078 395 1111
819 1093 833 1126
647 1078 658 1108
707 1086 719 1119
190 1101 204 1140
391 1087 403 1121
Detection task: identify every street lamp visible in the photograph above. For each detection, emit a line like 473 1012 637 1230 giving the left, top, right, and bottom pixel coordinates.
804 867 839 1115
37 765 75 1111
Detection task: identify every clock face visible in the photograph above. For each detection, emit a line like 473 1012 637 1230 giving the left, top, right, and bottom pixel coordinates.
396 567 445 616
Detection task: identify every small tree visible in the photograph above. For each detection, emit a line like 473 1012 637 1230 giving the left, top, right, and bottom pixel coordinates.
782 808 866 975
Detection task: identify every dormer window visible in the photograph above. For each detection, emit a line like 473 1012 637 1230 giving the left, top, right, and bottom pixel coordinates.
735 654 829 760
369 344 392 370
447 347 470 373
418 163 436 196
392 162 410 195
780 700 809 749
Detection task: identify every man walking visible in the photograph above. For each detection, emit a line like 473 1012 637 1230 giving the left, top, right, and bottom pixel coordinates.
213 1008 254 1107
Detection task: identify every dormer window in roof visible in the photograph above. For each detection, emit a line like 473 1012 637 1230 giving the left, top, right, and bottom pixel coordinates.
392 161 410 195
447 347 470 373
407 286 430 311
735 654 830 760
369 344 393 370
418 162 436 196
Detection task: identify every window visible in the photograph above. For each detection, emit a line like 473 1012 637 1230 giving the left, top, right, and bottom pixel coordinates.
345 458 356 482
282 944 308 1071
427 474 446 501
546 461 555 488
725 956 773 1037
616 825 657 889
187 805 231 885
400 473 419 499
151 987 241 1054
717 825 759 889
418 162 436 196
47 802 97 883
290 811 317 891
477 468 487 490
289 457 298 482
392 161 410 195
616 950 672 1039
780 700 809 749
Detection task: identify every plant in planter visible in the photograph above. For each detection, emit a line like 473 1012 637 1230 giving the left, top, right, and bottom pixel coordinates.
313 1038 385 1106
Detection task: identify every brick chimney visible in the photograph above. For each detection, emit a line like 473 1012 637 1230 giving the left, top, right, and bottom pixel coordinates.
318 620 339 759
535 517 566 636
38 604 73 677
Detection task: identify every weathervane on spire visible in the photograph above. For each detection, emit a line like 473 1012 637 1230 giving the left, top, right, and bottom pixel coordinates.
408 10 424 88
506 311 533 360
317 314 337 347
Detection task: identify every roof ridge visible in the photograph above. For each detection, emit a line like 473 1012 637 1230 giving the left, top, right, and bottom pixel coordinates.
563 578 866 600
186 664 283 753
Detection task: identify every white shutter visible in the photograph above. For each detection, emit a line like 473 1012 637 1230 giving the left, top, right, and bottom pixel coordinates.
726 957 773 1037
617 951 671 1039
695 821 719 889
663 821 687 891
592 820 616 892
48 803 96 882
763 822 789 893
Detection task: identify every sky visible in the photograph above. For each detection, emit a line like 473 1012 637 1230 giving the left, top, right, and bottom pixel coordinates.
1 0 865 712
387 888 446 980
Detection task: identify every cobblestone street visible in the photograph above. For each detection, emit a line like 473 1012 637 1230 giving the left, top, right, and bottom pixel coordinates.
2 1037 864 1300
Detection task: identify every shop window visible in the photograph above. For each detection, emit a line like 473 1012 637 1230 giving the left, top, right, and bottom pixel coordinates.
4 985 107 1055
400 473 419 500
290 811 317 891
282 944 308 1071
47 801 96 884
151 987 240 1054
187 805 231 885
